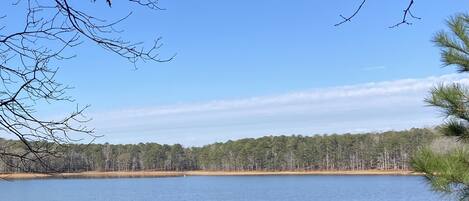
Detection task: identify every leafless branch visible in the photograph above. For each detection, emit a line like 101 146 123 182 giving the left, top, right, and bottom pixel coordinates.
0 0 168 172
334 0 366 27
389 0 421 28
334 0 421 28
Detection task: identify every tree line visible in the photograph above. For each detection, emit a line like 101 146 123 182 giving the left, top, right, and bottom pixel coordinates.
0 128 438 173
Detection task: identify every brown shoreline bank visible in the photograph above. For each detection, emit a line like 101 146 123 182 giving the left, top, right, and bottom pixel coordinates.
0 170 423 180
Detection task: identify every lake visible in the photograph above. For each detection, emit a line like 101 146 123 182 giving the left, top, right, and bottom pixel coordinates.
0 175 445 201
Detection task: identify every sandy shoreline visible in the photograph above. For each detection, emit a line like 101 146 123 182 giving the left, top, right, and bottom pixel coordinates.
0 170 423 180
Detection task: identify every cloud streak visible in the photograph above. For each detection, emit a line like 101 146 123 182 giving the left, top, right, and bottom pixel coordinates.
91 74 469 146
361 65 387 71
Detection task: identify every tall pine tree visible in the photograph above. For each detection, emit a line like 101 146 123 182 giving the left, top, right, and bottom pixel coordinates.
412 14 469 200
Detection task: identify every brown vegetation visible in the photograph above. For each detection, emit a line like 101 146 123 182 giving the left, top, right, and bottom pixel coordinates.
0 170 423 180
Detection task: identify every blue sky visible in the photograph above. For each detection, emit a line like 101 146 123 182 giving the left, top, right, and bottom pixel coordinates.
54 0 466 107
3 0 469 145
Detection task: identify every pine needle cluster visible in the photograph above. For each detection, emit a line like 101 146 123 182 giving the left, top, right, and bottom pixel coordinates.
412 13 469 201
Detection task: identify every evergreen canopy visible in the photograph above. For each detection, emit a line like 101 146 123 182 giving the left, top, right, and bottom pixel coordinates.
412 13 469 201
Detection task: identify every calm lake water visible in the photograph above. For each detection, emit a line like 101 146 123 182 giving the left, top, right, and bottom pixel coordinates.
0 175 444 201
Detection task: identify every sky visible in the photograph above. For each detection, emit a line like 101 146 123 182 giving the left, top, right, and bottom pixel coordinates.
3 0 469 146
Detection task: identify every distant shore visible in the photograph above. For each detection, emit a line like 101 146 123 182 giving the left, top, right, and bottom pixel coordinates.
0 170 423 180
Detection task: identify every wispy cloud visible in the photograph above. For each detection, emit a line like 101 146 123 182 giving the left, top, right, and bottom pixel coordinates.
361 65 387 71
90 74 469 146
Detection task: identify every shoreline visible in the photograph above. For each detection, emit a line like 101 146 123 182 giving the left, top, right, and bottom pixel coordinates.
0 170 423 180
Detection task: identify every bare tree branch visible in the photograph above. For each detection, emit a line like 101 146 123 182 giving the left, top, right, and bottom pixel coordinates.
0 0 169 172
389 0 421 28
334 0 421 28
334 0 366 27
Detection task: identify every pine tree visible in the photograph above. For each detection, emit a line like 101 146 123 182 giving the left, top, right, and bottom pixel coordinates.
411 14 469 200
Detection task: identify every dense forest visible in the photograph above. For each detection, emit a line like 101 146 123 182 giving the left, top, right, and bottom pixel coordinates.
0 128 439 173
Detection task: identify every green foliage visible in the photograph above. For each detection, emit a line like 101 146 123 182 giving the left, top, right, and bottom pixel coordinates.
0 128 437 173
412 13 469 200
412 147 469 200
434 14 469 72
440 120 469 143
426 84 469 120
